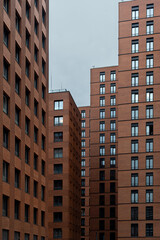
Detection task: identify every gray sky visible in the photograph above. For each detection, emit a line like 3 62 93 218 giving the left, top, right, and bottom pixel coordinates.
49 0 121 107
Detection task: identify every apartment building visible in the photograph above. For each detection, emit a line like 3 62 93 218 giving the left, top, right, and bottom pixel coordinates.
0 0 48 239
48 91 81 240
79 107 90 240
118 0 160 239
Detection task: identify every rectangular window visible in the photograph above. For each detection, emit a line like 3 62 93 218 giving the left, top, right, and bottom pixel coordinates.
42 33 46 50
54 116 63 126
131 224 138 237
100 158 105 168
25 58 30 78
146 105 153 118
110 170 115 180
146 206 153 220
54 196 62 206
146 156 153 169
3 161 9 182
132 6 139 20
100 146 105 156
131 106 138 120
53 229 62 239
54 132 63 142
131 157 138 170
110 108 116 118
26 1 30 20
81 149 85 157
34 18 38 35
132 23 139 36
34 127 38 143
146 122 153 136
41 135 45 150
54 100 63 110
81 110 85 118
3 92 9 115
146 139 153 152
81 120 86 128
100 84 105 94
110 158 116 168
132 56 139 70
15 168 20 188
131 173 138 187
14 200 20 219
146 71 153 85
26 29 30 49
2 229 9 240
100 96 105 106
42 7 46 25
146 189 153 203
34 153 38 170
147 4 154 18
100 72 105 82
4 24 9 48
146 54 153 68
146 21 154 34
54 180 63 190
146 38 153 51
41 160 45 176
14 232 20 240
110 95 116 106
81 140 85 148
4 0 9 14
34 181 38 198
146 224 153 237
25 204 29 222
42 59 46 75
3 58 9 81
100 183 105 193
100 171 105 181
100 133 105 144
81 159 85 167
81 130 85 138
131 190 138 203
131 207 138 220
131 123 138 136
100 109 105 119
15 74 21 95
146 173 153 186
15 43 20 64
25 88 30 107
25 117 30 136
15 11 21 34
110 83 116 93
110 133 116 143
132 90 139 103
3 195 9 216
33 208 38 225
110 145 116 155
25 175 30 193
132 39 139 53
110 71 116 81
100 121 105 131
15 106 20 126
3 127 9 149
54 212 62 223
131 140 138 153
41 186 45 201
15 137 20 157
110 120 116 130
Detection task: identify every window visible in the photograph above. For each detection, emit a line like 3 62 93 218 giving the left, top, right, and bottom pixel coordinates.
3 93 9 115
100 121 105 131
3 58 9 81
42 7 46 25
4 24 9 48
25 175 30 193
146 173 153 186
132 39 139 53
15 168 20 188
3 195 9 216
81 169 85 177
3 161 9 183
42 33 46 50
110 95 116 106
147 4 154 18
42 84 45 100
42 135 45 150
132 23 139 36
100 133 105 144
34 127 38 143
34 181 38 198
33 208 38 224
25 117 30 135
131 123 138 136
146 189 153 203
3 127 9 149
54 180 63 190
81 110 85 118
131 157 138 170
131 106 138 120
25 58 30 78
132 6 139 20
110 158 116 168
100 183 105 193
100 97 105 107
34 18 38 35
54 196 62 206
14 232 20 240
131 173 138 187
110 133 116 143
41 160 45 176
100 146 105 156
54 164 63 175
99 195 105 206
146 224 153 237
15 137 20 157
26 29 30 49
110 170 115 180
34 99 38 116
100 72 105 82
132 56 139 70
146 139 153 152
100 84 105 94
81 120 85 128
54 100 63 110
131 73 139 86
131 207 138 220
110 195 115 205
146 38 153 52
110 182 115 193
53 229 62 239
99 233 105 240
81 218 85 226
110 207 115 218
2 229 9 240
100 171 105 181
110 232 115 240
100 158 105 168
81 140 85 148
15 43 20 64
33 235 38 240
146 206 153 220
110 120 116 130
25 234 30 240
132 90 138 103
15 106 20 126
42 59 46 75
25 204 29 222
26 1 30 20
15 11 21 34
34 45 38 63
146 71 153 85
81 130 85 138
4 0 9 14
25 88 30 106
110 70 116 81
42 109 45 125
146 122 153 136
33 153 38 170
146 21 154 34
81 149 85 157
110 145 116 155
146 156 153 169
54 132 63 142
54 116 63 126
110 83 116 93
131 190 138 203
146 54 153 68
100 109 105 119
41 186 45 201
81 180 85 188
15 74 20 95
146 105 153 118
99 220 105 230
14 200 20 219
110 108 116 118
131 224 138 237
131 140 138 153
54 148 63 158
54 212 62 223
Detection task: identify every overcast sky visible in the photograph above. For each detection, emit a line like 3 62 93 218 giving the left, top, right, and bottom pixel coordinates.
49 0 123 107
